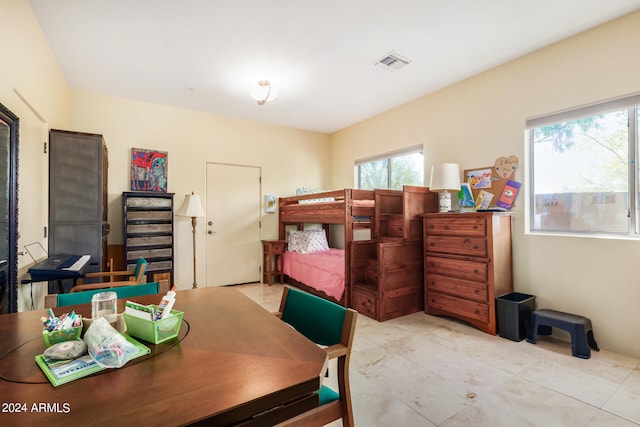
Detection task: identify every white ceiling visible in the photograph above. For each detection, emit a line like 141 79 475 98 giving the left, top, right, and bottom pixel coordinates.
28 0 640 134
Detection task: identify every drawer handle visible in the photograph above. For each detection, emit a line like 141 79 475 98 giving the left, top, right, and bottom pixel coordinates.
475 309 480 314
473 269 479 273
430 262 436 267
473 225 478 229
430 242 435 247
473 245 478 249
430 280 435 285
474 289 479 294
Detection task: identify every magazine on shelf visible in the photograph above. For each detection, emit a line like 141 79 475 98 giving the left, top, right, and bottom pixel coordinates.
35 334 150 387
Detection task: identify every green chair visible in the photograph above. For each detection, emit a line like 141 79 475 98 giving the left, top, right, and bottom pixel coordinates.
275 286 357 427
45 281 167 308
72 257 148 292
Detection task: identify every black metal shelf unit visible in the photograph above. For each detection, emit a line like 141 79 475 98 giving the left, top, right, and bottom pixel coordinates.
123 191 174 284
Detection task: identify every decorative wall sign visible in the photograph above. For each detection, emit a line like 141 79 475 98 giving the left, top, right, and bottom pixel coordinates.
131 148 168 192
494 155 519 179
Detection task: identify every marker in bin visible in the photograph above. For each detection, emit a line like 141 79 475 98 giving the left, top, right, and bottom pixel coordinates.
41 309 81 332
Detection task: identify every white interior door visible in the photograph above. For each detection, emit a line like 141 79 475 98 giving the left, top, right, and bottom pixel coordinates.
206 163 261 286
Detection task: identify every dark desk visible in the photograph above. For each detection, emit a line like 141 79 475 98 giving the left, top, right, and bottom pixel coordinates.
0 287 327 426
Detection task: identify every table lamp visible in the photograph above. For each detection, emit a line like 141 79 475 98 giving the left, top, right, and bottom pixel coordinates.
429 163 461 212
176 192 206 288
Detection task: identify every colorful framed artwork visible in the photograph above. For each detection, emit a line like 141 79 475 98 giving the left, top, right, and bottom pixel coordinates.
466 167 493 190
131 148 168 192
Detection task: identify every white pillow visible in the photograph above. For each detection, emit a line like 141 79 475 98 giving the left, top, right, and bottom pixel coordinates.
287 229 302 252
287 229 329 254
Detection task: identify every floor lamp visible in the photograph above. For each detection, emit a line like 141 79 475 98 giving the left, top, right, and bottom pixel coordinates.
176 192 206 288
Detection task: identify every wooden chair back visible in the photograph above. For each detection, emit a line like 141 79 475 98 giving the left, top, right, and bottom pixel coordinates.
275 286 357 427
72 257 148 293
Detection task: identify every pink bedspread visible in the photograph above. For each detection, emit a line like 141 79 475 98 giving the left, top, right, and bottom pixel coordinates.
281 249 345 300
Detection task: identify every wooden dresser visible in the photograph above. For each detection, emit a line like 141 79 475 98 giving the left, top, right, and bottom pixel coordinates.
422 212 513 335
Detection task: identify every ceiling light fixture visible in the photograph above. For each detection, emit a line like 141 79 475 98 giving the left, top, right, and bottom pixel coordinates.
250 80 279 105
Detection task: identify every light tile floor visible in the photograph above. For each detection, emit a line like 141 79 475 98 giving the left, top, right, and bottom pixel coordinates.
235 283 640 427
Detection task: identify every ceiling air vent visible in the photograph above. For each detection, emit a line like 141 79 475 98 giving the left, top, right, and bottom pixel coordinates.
374 51 412 71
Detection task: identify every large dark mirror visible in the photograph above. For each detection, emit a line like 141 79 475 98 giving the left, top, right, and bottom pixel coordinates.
0 102 19 313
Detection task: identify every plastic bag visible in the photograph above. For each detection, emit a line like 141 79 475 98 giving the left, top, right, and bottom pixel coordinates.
84 317 138 368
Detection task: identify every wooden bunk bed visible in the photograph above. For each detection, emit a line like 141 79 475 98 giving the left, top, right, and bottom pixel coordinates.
278 189 376 306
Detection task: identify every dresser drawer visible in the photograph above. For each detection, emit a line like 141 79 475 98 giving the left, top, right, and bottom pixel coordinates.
352 287 378 319
134 260 173 272
425 236 487 257
268 241 285 253
127 247 173 260
427 291 489 323
127 223 173 234
425 256 487 282
425 216 486 237
426 274 488 303
127 236 172 247
127 210 172 221
126 196 172 209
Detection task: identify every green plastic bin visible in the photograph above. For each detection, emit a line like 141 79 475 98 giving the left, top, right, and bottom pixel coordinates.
124 305 183 344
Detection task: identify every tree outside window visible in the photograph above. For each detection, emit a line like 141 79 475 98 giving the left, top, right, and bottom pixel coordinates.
529 102 637 235
357 148 423 190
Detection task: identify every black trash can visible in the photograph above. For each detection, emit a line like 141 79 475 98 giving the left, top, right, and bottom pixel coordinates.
496 292 536 342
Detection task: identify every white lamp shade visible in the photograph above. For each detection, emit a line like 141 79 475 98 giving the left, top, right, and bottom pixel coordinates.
429 163 461 192
176 193 206 217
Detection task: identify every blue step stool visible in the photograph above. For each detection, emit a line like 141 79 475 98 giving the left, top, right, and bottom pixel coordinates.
526 309 599 359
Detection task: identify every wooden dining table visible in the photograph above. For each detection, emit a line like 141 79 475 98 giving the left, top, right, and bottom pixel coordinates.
0 287 328 426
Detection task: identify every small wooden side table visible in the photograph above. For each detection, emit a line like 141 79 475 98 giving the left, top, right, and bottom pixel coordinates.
262 240 285 286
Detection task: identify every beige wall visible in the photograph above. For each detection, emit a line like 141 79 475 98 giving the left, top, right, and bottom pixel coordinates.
68 91 330 289
331 11 640 357
1 0 71 310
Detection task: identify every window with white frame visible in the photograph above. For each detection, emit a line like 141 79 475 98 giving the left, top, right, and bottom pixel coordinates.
356 145 423 190
527 94 640 236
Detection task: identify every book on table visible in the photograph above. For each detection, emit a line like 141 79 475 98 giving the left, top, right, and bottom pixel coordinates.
35 334 150 387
